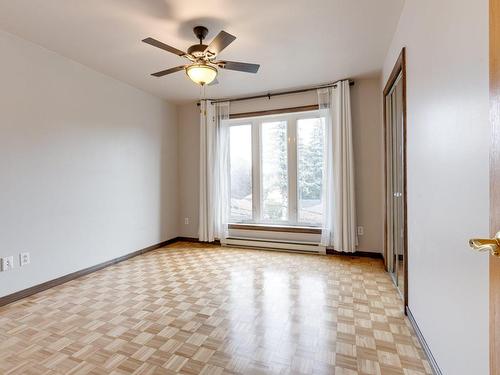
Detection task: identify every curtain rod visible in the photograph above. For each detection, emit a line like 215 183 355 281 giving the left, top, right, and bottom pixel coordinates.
197 79 354 105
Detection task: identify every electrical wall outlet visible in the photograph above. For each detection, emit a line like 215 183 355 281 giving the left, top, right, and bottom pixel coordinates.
1 256 15 271
357 226 364 236
20 252 30 266
184 217 190 225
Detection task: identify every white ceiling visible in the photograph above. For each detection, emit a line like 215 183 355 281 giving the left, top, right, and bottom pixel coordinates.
0 0 404 103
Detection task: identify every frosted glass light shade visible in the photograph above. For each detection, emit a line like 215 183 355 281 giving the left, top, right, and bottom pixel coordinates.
186 64 217 85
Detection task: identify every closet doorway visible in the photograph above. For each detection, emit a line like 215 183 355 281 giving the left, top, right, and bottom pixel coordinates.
384 48 408 307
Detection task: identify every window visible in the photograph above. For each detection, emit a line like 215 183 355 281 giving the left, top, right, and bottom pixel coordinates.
261 121 288 221
227 110 325 226
229 124 252 221
297 118 324 225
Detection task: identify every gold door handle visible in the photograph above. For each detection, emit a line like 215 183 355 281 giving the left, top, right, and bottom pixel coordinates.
469 232 500 256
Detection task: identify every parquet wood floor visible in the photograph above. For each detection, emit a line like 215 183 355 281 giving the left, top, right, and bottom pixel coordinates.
0 242 431 374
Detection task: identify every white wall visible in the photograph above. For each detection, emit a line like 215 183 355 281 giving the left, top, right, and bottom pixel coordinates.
0 30 178 297
178 79 384 253
382 1 490 374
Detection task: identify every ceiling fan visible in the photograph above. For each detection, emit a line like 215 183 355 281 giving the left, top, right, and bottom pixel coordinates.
142 26 260 86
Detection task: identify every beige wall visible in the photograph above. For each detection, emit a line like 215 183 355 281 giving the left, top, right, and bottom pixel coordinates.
351 80 384 254
178 78 384 253
177 103 201 238
0 30 178 297
382 0 489 373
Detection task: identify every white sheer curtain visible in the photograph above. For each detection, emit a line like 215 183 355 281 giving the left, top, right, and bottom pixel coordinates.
318 81 357 252
198 100 230 242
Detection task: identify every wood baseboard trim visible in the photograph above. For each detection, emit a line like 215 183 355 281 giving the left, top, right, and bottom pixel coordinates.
406 306 442 375
176 236 200 243
0 237 179 308
326 249 383 259
177 237 221 245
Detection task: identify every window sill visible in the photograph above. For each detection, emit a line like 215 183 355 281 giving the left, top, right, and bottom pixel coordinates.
228 223 322 235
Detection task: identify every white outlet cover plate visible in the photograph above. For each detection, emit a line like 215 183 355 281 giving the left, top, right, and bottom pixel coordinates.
20 252 30 266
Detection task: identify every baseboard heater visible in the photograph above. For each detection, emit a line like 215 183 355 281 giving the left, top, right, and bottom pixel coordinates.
222 237 326 254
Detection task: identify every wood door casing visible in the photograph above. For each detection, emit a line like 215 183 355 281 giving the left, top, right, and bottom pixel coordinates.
383 48 408 308
490 0 500 373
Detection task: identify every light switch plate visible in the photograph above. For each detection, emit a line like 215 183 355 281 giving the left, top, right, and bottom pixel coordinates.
1 256 15 271
20 252 30 266
357 226 364 236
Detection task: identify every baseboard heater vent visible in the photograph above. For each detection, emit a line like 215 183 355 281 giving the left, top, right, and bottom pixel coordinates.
222 237 326 254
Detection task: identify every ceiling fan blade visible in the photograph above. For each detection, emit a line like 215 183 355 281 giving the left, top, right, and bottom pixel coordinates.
205 31 236 56
218 60 260 73
142 37 186 57
151 65 186 77
208 78 219 86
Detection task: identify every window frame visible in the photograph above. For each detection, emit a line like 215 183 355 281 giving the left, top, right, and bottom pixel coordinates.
226 109 324 227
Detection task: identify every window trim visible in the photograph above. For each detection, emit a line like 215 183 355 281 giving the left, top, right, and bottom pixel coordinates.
226 109 324 227
228 223 321 234
229 104 319 120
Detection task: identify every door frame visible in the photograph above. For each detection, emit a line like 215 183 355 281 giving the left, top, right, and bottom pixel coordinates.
490 0 500 373
383 47 408 308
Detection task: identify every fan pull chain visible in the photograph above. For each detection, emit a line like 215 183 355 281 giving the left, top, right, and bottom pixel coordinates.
199 84 206 101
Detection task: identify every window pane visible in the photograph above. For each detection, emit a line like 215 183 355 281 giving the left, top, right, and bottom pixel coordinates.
297 118 324 225
230 125 252 221
261 121 288 221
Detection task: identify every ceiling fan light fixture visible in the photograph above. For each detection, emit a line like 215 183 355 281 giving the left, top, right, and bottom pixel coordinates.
143 28 260 83
186 64 217 85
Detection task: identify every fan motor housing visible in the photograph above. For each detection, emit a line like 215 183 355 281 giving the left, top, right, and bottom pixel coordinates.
187 44 208 58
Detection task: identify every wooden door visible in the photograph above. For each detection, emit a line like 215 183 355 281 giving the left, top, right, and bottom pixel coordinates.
490 0 500 373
